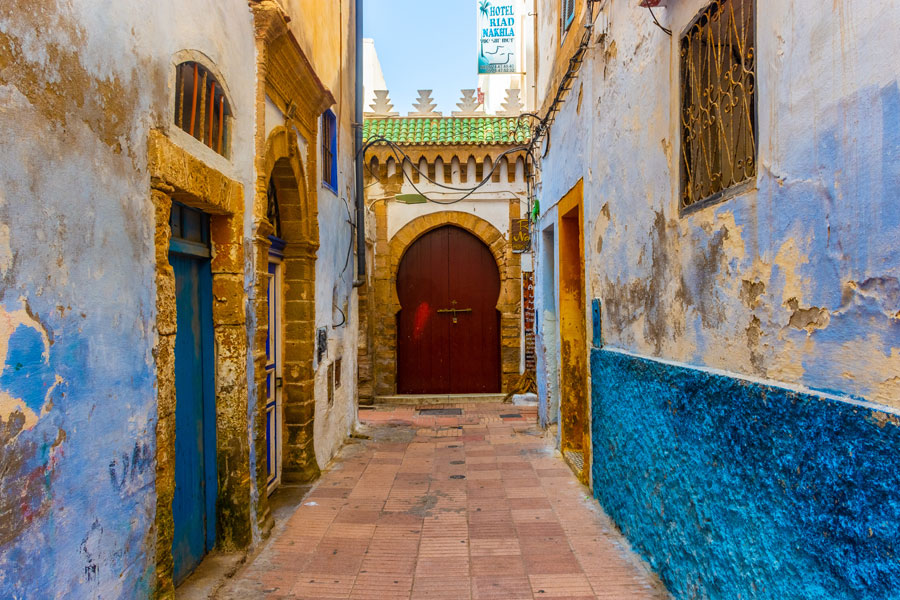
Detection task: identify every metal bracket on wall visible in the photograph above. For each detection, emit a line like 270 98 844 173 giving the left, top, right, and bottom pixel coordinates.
317 327 327 363
591 298 603 348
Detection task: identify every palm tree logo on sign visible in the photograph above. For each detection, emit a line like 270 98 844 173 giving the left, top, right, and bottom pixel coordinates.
478 0 517 74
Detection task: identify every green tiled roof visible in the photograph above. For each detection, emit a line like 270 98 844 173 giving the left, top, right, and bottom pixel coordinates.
364 117 530 146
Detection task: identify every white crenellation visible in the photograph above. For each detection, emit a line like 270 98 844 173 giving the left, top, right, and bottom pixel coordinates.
409 90 442 117
498 88 525 116
366 90 399 117
452 89 485 117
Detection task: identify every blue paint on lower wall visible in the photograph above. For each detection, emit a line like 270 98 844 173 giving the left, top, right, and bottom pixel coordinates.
590 349 900 600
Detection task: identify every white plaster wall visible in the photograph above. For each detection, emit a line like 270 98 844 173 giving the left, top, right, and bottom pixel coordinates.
388 199 514 239
306 1 360 469
363 38 387 112
533 0 900 408
264 94 286 139
369 157 528 240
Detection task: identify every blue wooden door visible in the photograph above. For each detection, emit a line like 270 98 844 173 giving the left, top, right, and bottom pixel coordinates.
170 204 216 585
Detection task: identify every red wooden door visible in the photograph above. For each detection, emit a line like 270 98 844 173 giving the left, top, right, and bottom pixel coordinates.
397 226 501 394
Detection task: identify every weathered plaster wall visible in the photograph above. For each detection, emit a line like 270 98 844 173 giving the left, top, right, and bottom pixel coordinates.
0 0 256 596
388 200 513 240
279 0 360 468
591 349 900 600
536 0 900 416
533 0 900 595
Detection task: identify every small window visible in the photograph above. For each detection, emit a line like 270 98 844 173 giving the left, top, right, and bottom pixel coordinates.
174 61 232 157
321 110 338 191
334 356 342 389
561 0 575 34
680 0 756 211
169 202 210 257
267 176 282 238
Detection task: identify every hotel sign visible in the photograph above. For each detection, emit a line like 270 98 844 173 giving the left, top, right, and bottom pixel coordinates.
478 1 519 74
510 218 531 253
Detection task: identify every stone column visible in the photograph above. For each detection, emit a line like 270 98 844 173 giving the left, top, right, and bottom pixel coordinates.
151 184 176 600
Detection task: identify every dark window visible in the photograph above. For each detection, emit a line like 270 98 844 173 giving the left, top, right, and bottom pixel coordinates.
680 0 756 212
174 61 232 157
561 0 575 34
169 202 210 257
266 176 282 238
322 109 337 191
334 357 342 389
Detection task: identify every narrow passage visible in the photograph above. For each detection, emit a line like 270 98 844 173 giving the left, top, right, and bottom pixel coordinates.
218 403 668 599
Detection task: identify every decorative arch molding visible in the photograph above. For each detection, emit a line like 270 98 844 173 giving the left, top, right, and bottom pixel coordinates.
263 125 317 246
247 2 335 534
248 122 321 547
389 211 509 309
369 210 522 397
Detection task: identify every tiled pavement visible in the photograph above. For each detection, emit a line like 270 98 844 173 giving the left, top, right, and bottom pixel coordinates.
217 403 668 599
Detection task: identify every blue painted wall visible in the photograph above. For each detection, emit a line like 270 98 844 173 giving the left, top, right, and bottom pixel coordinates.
591 349 900 600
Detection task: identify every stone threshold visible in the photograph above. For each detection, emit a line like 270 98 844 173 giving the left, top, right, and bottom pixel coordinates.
375 393 508 405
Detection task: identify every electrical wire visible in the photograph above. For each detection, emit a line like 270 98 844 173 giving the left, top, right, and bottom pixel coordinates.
520 1 597 227
333 304 347 328
647 6 672 36
361 135 532 205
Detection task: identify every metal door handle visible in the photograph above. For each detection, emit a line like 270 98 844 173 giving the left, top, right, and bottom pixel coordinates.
437 307 472 323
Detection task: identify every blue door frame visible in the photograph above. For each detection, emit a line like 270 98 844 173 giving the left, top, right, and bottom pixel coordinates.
266 236 285 493
169 204 217 585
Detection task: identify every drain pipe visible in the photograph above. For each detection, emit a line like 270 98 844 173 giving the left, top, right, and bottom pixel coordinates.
352 0 366 288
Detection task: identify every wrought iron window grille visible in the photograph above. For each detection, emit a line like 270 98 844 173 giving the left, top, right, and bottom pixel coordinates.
174 61 232 158
679 0 756 213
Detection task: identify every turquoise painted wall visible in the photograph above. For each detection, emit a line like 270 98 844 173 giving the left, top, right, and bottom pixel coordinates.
591 349 900 600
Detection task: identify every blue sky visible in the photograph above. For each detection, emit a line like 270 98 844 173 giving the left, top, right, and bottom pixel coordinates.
364 0 478 115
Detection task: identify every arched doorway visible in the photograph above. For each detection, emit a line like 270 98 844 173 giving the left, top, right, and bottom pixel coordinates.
396 225 501 394
260 128 320 487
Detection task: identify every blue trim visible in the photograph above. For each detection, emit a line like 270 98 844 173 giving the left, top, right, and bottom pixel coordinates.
563 0 575 32
198 256 217 553
268 235 286 258
322 109 338 192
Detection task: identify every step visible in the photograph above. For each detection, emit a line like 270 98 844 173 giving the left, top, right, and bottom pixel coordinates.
374 393 507 406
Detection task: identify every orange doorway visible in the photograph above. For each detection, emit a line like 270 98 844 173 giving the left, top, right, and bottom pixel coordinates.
558 180 590 483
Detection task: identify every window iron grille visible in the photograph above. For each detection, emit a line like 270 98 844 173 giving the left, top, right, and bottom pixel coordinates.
680 0 756 211
322 110 337 190
562 0 576 33
174 61 231 158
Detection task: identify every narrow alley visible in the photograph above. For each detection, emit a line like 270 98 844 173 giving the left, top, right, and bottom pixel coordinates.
216 403 667 600
3 0 900 598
